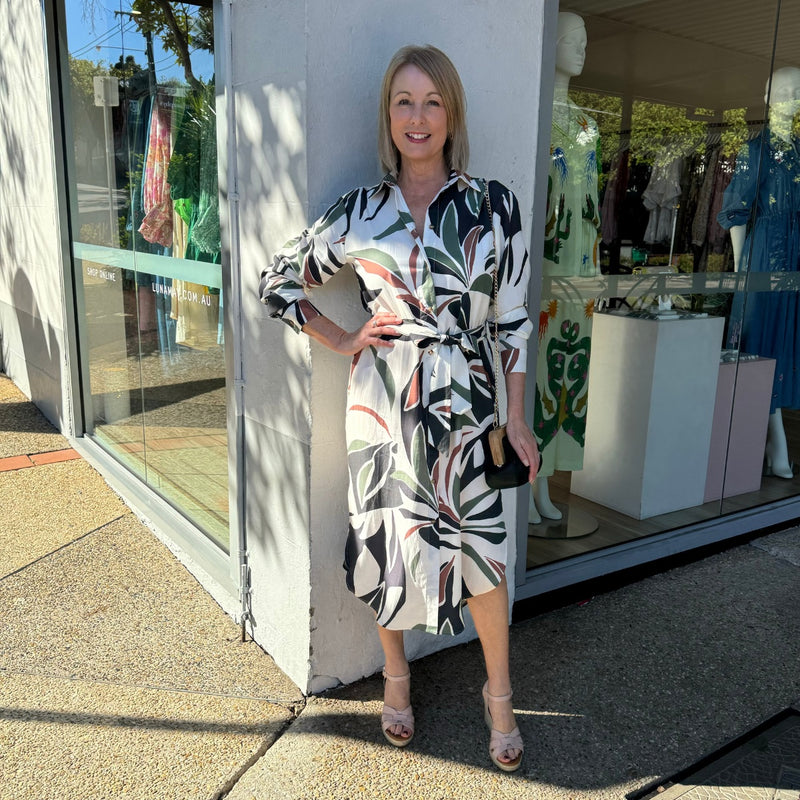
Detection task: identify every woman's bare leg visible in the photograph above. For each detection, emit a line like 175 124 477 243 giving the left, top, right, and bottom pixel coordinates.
466 575 521 763
376 625 411 738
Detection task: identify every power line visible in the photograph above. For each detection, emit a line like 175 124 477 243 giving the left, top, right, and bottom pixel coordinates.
71 25 122 56
71 21 136 58
71 21 119 54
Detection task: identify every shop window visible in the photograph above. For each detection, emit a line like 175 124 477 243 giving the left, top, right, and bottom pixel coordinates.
528 1 799 568
62 1 228 548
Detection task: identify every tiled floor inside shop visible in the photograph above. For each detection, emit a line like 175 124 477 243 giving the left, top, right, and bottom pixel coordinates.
527 410 800 569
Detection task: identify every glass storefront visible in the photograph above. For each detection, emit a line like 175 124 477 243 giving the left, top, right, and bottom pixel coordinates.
47 0 798 597
60 0 229 548
527 1 800 571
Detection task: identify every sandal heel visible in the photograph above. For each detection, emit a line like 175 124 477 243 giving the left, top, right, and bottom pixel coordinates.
482 682 524 772
381 669 414 747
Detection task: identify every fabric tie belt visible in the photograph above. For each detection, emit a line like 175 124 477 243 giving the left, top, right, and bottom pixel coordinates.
391 321 488 453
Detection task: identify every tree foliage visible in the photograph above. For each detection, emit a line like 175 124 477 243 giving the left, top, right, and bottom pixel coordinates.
68 54 107 118
721 107 749 158
79 1 212 91
131 0 213 91
629 101 706 167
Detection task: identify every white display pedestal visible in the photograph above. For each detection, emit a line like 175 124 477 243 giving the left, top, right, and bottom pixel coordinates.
571 312 724 519
704 357 775 502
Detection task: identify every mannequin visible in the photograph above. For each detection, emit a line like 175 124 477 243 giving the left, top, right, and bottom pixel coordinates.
718 66 800 480
531 12 601 523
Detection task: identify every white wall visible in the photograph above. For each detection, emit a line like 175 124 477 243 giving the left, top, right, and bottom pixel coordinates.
234 0 549 691
230 0 315 689
0 0 70 429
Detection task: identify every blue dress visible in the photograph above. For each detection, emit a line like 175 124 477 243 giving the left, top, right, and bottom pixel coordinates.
718 129 800 412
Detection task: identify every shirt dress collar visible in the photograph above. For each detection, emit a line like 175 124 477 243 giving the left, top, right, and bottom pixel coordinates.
374 170 483 195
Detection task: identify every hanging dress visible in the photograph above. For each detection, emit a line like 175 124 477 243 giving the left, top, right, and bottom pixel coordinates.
168 83 221 350
139 91 175 248
718 128 800 412
260 172 533 635
534 98 601 477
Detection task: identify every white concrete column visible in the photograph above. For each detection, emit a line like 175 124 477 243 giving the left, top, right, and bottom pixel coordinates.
0 0 71 429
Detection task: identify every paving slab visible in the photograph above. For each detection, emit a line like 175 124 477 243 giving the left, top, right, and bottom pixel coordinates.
1 671 291 800
0 514 301 703
227 538 800 800
0 459 129 576
0 375 68 457
750 527 800 567
0 374 26 402
225 691 549 800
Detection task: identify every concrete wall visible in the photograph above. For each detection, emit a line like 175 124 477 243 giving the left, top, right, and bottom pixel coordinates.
0 0 70 429
229 0 314 689
233 0 549 691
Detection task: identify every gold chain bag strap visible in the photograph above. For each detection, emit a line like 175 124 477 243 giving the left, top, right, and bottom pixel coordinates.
482 181 531 489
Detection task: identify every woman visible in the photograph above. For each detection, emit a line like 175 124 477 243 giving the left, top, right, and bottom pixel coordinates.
259 44 538 772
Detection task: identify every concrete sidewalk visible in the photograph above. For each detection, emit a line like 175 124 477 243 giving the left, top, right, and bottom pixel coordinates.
2 371 799 800
0 374 303 799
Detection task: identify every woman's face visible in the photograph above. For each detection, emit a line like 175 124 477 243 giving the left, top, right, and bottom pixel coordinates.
388 64 448 171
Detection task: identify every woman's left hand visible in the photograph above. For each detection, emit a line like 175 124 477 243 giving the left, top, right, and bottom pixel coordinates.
505 416 540 484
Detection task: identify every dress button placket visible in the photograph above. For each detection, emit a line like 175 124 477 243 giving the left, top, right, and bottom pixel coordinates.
419 214 439 321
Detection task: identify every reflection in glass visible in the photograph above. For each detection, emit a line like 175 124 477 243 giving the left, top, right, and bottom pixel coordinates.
526 0 800 571
64 1 229 547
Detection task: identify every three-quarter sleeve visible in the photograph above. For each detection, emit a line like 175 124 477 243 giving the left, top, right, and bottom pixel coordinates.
259 190 356 333
490 181 534 374
717 139 758 230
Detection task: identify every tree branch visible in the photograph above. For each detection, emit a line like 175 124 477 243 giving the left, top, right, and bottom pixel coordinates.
154 0 201 92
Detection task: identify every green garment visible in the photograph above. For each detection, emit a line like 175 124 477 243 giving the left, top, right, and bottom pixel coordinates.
168 81 220 259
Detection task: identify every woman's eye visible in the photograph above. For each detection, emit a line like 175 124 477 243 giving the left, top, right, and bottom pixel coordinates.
397 98 410 105
427 99 441 107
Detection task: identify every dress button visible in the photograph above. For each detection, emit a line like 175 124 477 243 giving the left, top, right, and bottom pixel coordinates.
427 349 434 355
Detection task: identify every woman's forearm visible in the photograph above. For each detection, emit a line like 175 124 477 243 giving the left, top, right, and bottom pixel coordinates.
504 371 527 423
302 314 348 353
504 369 539 476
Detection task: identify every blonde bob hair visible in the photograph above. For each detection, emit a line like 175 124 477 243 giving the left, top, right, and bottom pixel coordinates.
378 45 469 176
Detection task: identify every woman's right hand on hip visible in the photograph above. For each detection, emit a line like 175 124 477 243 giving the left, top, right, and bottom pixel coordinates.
334 313 402 356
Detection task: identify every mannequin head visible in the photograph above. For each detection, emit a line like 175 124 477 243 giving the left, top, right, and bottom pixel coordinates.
556 12 587 81
766 66 800 105
766 66 800 134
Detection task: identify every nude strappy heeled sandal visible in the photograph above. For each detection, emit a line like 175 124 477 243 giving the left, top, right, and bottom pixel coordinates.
482 682 524 772
381 669 414 747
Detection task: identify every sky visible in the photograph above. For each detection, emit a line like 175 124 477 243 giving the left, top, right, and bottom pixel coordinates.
64 0 214 85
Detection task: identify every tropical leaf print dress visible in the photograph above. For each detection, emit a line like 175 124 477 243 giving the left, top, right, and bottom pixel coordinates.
260 172 532 635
